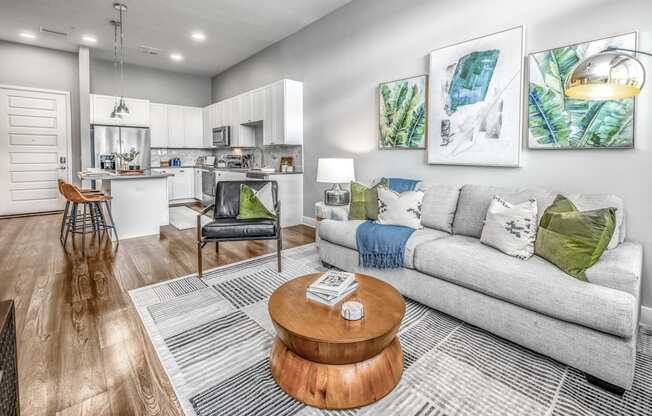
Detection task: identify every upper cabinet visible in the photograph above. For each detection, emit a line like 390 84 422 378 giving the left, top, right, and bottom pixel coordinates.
90 94 150 126
262 80 303 145
149 103 168 147
183 106 203 147
149 103 205 148
202 79 303 148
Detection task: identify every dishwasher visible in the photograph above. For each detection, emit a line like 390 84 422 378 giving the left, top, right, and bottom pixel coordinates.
201 169 215 206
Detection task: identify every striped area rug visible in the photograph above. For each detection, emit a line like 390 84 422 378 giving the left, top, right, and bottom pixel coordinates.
129 244 652 416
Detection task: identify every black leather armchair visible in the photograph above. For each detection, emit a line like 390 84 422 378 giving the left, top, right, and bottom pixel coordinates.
197 180 281 276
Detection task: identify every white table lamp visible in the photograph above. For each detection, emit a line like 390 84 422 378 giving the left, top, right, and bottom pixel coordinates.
317 158 355 206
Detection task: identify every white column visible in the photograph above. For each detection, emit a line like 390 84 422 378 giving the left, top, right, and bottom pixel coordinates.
78 46 91 175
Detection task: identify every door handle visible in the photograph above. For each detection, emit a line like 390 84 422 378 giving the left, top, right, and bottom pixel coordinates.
59 155 67 170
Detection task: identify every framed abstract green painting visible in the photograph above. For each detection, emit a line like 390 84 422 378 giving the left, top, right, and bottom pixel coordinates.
378 75 427 149
528 32 637 149
427 26 525 166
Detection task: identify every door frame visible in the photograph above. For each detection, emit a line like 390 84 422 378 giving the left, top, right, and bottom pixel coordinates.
0 84 73 184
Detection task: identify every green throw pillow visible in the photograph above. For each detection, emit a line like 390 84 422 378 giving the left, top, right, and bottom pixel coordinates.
534 195 616 281
237 183 277 220
349 178 389 220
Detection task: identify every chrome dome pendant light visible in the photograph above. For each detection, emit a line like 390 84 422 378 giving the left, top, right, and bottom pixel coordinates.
565 47 649 100
111 3 129 118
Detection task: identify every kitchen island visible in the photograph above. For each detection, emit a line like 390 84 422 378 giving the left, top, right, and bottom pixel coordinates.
79 171 173 241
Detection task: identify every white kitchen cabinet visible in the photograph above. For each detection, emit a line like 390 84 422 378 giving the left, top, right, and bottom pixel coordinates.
251 89 265 122
202 105 212 147
149 103 169 147
161 167 193 200
183 107 203 147
167 105 185 148
151 168 175 201
262 80 303 145
201 79 302 148
90 94 150 126
263 85 273 146
239 93 253 124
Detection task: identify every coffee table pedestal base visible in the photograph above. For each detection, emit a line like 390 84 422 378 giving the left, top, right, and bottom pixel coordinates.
270 337 403 409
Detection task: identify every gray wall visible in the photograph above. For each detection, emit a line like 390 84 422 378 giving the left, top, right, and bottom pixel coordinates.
91 58 211 107
0 40 81 176
211 0 652 307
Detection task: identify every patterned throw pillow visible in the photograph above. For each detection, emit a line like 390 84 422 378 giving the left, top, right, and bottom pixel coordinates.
348 178 389 220
480 196 538 260
376 187 424 229
237 183 277 220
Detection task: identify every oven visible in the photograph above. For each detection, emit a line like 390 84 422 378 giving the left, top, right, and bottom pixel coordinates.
212 126 231 147
201 169 215 206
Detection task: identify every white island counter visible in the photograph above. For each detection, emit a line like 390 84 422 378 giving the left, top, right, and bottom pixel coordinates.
79 171 173 241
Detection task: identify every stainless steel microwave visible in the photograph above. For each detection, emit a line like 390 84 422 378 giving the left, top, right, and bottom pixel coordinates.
212 126 231 147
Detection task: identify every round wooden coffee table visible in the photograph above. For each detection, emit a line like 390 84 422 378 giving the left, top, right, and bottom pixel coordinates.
268 273 405 409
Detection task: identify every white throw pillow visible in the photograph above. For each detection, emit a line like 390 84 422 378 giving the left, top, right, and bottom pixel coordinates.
480 195 538 260
376 187 424 229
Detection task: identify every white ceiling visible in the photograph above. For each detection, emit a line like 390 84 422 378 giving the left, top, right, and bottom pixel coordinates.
0 0 352 76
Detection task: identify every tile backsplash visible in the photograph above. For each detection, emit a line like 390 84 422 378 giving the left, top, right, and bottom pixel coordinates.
151 145 303 171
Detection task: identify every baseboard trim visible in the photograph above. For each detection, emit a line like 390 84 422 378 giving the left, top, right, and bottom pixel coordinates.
302 216 316 228
641 306 652 326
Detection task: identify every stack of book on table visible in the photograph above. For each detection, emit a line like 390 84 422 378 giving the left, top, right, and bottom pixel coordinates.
306 271 358 305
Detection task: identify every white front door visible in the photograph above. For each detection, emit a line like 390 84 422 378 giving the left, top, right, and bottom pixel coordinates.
0 86 71 216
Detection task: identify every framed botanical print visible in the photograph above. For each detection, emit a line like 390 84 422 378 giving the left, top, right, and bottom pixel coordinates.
378 75 427 149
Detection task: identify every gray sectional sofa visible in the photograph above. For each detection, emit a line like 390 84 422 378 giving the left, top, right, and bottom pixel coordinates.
317 183 643 391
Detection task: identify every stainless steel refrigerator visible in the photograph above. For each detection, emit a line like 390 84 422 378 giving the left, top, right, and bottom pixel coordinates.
91 125 151 171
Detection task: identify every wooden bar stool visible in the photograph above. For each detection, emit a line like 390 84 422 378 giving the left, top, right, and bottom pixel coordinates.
57 179 104 244
60 182 118 250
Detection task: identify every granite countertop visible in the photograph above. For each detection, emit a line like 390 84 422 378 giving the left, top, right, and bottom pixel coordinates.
152 165 304 175
78 170 174 181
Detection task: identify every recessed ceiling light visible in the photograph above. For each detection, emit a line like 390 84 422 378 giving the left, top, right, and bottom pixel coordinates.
82 35 97 43
20 32 36 39
170 53 184 62
191 32 206 42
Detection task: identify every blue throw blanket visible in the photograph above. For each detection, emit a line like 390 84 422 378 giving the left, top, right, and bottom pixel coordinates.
355 177 419 268
387 177 419 192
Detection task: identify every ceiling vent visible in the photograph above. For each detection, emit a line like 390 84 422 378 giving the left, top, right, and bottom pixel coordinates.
137 45 162 55
39 26 69 37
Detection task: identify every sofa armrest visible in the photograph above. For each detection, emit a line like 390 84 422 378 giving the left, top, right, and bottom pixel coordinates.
586 241 643 297
315 201 350 221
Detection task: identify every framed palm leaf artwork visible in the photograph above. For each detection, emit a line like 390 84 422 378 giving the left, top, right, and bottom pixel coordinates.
427 26 525 166
378 75 427 149
528 32 636 149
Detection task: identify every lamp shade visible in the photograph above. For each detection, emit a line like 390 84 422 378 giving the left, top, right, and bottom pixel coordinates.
565 52 645 100
317 158 355 183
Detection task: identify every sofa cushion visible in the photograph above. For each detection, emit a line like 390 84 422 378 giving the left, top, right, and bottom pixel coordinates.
413 235 636 337
318 220 448 269
453 185 556 238
452 185 625 249
418 182 461 233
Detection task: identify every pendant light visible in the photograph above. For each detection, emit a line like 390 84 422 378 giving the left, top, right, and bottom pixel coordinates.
110 3 129 118
110 14 120 119
565 48 649 100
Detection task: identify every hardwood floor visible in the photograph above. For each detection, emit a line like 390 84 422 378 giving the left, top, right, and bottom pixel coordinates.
0 212 315 415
